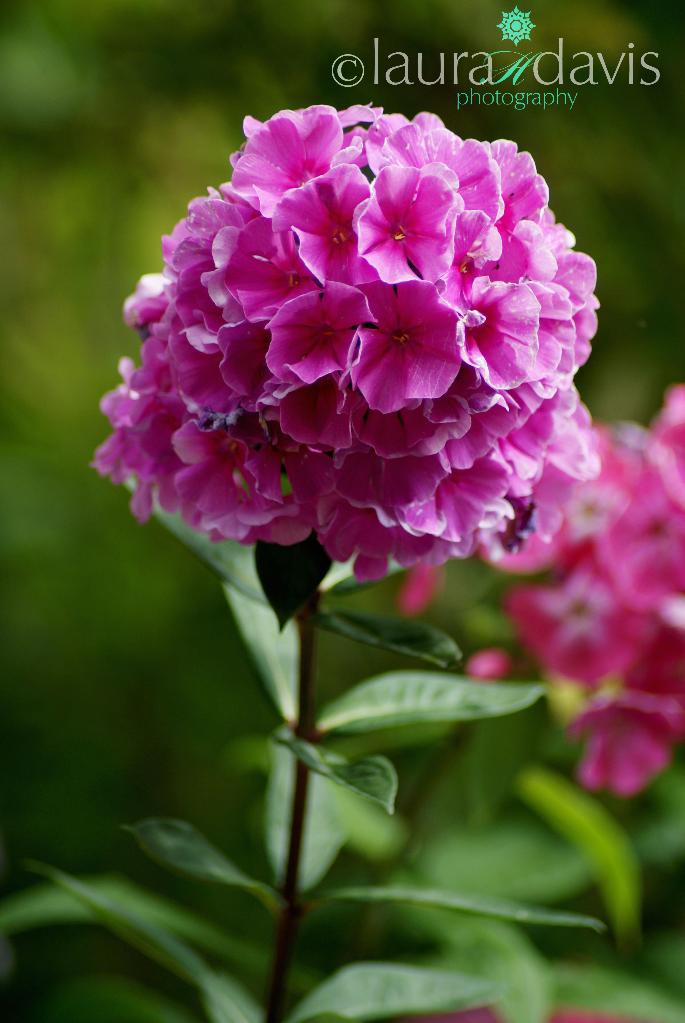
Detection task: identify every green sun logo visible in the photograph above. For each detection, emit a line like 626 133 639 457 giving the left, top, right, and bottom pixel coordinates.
497 6 536 46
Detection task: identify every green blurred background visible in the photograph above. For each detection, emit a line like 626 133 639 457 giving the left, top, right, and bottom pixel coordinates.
2 0 685 1019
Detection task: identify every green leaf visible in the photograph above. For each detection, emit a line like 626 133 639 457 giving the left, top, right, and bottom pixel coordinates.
126 819 280 910
517 767 641 945
200 973 262 1023
224 584 298 722
33 976 201 1023
255 534 331 627
28 864 208 984
553 963 685 1023
312 610 460 668
265 741 346 892
0 876 313 986
286 962 500 1023
321 885 604 931
276 733 397 814
147 497 265 604
318 673 544 735
416 819 591 906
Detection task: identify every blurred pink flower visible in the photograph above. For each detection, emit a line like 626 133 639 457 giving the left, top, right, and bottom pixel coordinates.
465 648 513 681
501 404 685 796
506 559 648 686
648 384 685 510
397 564 445 616
569 690 685 797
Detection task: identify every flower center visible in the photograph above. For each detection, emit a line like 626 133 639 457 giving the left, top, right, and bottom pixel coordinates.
392 226 407 242
392 330 410 345
331 226 350 245
569 599 590 619
287 272 301 288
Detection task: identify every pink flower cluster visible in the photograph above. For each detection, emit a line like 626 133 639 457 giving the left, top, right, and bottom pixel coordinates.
94 104 599 580
506 389 685 796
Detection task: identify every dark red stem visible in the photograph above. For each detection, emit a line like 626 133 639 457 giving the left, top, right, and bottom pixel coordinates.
265 596 319 1023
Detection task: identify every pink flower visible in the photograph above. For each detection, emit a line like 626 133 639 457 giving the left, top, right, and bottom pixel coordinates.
569 691 685 797
273 163 375 284
278 378 355 450
465 648 513 681
218 321 270 404
266 283 370 384
462 279 540 391
221 217 316 322
379 124 502 222
600 471 685 612
123 273 167 330
231 105 343 217
93 334 185 522
491 141 548 231
406 457 511 547
649 384 685 510
397 564 445 616
498 405 685 796
96 105 598 581
626 625 685 718
356 164 462 283
352 280 460 412
172 420 309 545
506 560 648 686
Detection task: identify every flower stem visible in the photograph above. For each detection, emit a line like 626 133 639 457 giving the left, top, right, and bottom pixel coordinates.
265 595 319 1023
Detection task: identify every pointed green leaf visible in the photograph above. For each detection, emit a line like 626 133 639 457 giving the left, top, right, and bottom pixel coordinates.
320 885 604 931
318 673 544 735
0 875 314 984
286 963 500 1023
201 972 262 1023
28 864 208 984
127 819 280 910
265 742 346 892
224 584 298 722
255 534 331 628
517 767 641 944
276 733 397 814
312 610 460 668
